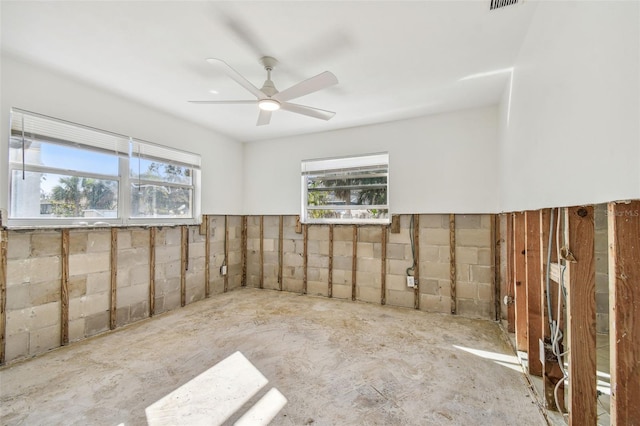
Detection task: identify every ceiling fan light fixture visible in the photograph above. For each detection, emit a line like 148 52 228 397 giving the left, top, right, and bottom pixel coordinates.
258 98 280 111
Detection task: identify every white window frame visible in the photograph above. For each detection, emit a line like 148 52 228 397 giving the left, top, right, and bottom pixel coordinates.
301 152 390 224
7 108 201 228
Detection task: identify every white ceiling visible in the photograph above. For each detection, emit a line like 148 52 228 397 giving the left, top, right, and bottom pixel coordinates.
1 1 537 143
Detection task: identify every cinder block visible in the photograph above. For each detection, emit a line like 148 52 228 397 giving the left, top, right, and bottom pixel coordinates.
388 228 410 244
308 254 329 269
163 290 181 311
388 259 412 276
164 260 182 280
69 231 88 254
68 276 87 298
5 332 29 362
284 252 303 267
455 215 482 229
130 301 149 322
456 264 470 282
457 282 478 299
385 243 407 260
357 257 380 273
481 215 493 229
118 247 150 270
84 311 109 337
356 270 379 287
69 318 86 342
456 229 490 247
457 299 492 319
6 284 30 310
386 274 406 291
29 324 60 355
6 308 30 335
333 241 352 257
596 313 609 334
332 283 351 300
6 233 30 259
478 283 493 301
358 227 382 243
30 256 62 283
456 247 478 264
420 294 451 314
422 245 440 262
308 280 328 297
386 289 414 308
263 239 275 252
478 249 492 266
420 214 446 229
357 242 374 259
308 225 329 241
189 241 206 259
31 301 61 329
129 264 150 287
333 225 354 242
117 283 148 306
420 228 449 246
283 278 303 293
118 230 132 249
163 227 182 246
116 306 130 327
420 279 440 295
357 286 381 304
69 252 110 276
422 261 450 280
470 265 493 284
86 231 112 253
27 280 60 306
6 259 28 287
30 232 62 257
438 246 451 263
333 255 352 272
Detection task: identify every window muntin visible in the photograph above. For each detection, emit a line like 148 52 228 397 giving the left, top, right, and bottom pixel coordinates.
7 109 201 228
302 153 389 224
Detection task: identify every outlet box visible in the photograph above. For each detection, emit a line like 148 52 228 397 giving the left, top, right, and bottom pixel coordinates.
406 276 415 288
220 265 227 276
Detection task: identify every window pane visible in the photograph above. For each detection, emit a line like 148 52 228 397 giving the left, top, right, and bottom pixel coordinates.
307 208 389 221
9 138 119 175
130 157 192 185
130 184 192 218
11 170 118 219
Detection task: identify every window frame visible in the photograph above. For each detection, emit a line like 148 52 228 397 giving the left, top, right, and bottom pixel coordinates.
7 108 201 229
301 152 390 225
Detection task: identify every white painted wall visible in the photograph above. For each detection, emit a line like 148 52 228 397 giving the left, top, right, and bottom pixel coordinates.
0 54 244 216
499 0 640 212
243 106 499 215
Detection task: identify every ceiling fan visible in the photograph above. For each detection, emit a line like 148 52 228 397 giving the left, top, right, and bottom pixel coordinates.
189 57 338 126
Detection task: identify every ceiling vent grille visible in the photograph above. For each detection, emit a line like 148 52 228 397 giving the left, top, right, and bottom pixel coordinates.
490 0 519 10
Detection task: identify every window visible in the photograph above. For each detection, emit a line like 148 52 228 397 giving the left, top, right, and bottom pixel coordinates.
7 108 201 228
301 153 389 224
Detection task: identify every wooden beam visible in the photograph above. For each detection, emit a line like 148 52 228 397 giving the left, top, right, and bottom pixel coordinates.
303 223 308 295
608 200 640 425
204 216 210 298
149 227 156 317
414 214 420 310
61 229 70 346
328 224 334 298
525 210 543 376
352 225 357 301
450 214 456 314
565 206 596 426
0 229 8 364
278 215 283 291
110 228 117 330
241 216 247 287
259 216 264 290
506 214 515 332
514 212 528 351
540 208 564 411
180 225 187 306
224 215 229 293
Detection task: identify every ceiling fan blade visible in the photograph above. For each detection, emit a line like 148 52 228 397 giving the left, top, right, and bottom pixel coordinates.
188 100 257 105
280 102 336 121
273 71 338 102
206 58 265 99
256 109 272 126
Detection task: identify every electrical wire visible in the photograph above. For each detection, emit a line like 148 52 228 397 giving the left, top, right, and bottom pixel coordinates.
406 214 416 276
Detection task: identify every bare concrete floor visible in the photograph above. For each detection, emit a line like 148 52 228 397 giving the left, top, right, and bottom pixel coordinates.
1 289 545 425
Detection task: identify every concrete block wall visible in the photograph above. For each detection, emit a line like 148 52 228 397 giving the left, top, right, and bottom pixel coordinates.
594 204 609 334
2 216 243 364
244 214 495 319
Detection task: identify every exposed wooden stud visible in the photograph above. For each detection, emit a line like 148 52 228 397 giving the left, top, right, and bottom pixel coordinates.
608 200 640 425
352 225 357 301
0 229 8 364
260 216 264 290
278 215 283 291
390 215 400 233
565 206 596 426
493 214 500 321
525 210 543 376
61 229 70 346
449 214 456 314
295 216 302 233
381 225 387 305
110 228 117 330
241 216 247 286
328 224 334 298
180 225 187 306
513 212 528 351
540 208 564 411
224 215 229 293
149 227 156 317
506 213 515 332
204 216 210 298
